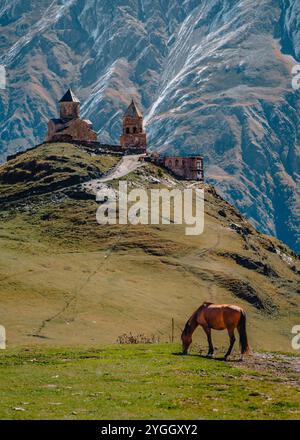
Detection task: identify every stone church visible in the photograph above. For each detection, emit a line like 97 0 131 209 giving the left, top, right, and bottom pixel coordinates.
46 91 147 153
120 99 147 151
45 89 203 181
46 89 97 143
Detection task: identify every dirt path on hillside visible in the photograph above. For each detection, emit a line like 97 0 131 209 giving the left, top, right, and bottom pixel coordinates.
83 154 145 194
31 155 146 337
31 225 129 339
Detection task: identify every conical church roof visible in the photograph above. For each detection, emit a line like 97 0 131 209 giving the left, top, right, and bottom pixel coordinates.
59 88 80 103
124 99 142 117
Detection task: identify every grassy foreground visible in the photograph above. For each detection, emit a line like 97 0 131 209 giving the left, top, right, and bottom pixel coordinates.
0 344 299 420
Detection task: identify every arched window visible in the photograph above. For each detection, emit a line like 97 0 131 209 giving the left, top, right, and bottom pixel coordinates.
126 127 130 134
175 159 179 167
133 127 137 133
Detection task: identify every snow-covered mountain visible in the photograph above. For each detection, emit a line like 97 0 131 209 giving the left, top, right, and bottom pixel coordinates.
0 0 299 252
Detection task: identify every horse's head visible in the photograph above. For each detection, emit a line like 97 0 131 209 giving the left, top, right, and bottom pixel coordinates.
181 322 192 355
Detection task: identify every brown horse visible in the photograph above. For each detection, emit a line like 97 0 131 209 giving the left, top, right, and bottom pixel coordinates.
181 302 249 360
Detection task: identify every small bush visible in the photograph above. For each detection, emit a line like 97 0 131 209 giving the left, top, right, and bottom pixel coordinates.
157 168 164 178
116 332 160 344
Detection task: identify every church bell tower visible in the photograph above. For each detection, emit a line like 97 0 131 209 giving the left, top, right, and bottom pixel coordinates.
59 88 80 121
120 99 147 151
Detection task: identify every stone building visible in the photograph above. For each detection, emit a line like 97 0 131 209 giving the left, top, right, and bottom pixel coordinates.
120 99 147 151
46 89 97 143
44 89 204 181
163 155 204 181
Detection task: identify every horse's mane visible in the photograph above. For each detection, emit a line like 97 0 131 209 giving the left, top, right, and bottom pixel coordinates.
195 302 214 314
183 302 214 334
182 320 191 335
201 301 214 307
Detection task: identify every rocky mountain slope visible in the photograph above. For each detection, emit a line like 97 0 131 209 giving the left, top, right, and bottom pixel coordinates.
0 143 299 350
0 0 299 252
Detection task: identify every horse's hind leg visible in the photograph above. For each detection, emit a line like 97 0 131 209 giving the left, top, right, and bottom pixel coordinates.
203 326 214 357
224 326 236 360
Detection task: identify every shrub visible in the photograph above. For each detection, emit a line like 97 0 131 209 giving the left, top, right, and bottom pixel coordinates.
116 332 160 344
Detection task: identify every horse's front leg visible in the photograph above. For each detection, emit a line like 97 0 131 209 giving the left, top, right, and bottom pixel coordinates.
224 326 236 360
203 326 214 357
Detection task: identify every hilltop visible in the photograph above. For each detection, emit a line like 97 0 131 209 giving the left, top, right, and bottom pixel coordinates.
0 143 299 352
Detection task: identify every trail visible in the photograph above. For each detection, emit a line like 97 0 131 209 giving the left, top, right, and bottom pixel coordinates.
82 154 145 194
181 226 221 302
31 228 126 338
30 154 144 338
1 154 144 206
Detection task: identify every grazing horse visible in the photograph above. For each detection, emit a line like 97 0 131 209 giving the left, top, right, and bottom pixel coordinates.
181 302 249 360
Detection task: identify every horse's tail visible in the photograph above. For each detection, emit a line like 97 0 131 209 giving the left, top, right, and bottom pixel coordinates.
238 310 250 354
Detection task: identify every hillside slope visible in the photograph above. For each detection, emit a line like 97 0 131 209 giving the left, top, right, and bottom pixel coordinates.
0 0 299 252
0 143 299 352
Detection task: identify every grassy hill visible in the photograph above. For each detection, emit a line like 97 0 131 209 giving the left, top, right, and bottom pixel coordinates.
0 142 299 354
0 143 119 202
0 344 299 420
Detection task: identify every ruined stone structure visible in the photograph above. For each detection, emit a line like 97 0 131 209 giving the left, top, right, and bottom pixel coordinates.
163 155 204 181
120 100 147 152
46 89 97 143
163 156 204 181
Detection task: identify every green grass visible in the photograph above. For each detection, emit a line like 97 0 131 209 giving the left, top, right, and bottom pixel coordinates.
0 344 299 420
